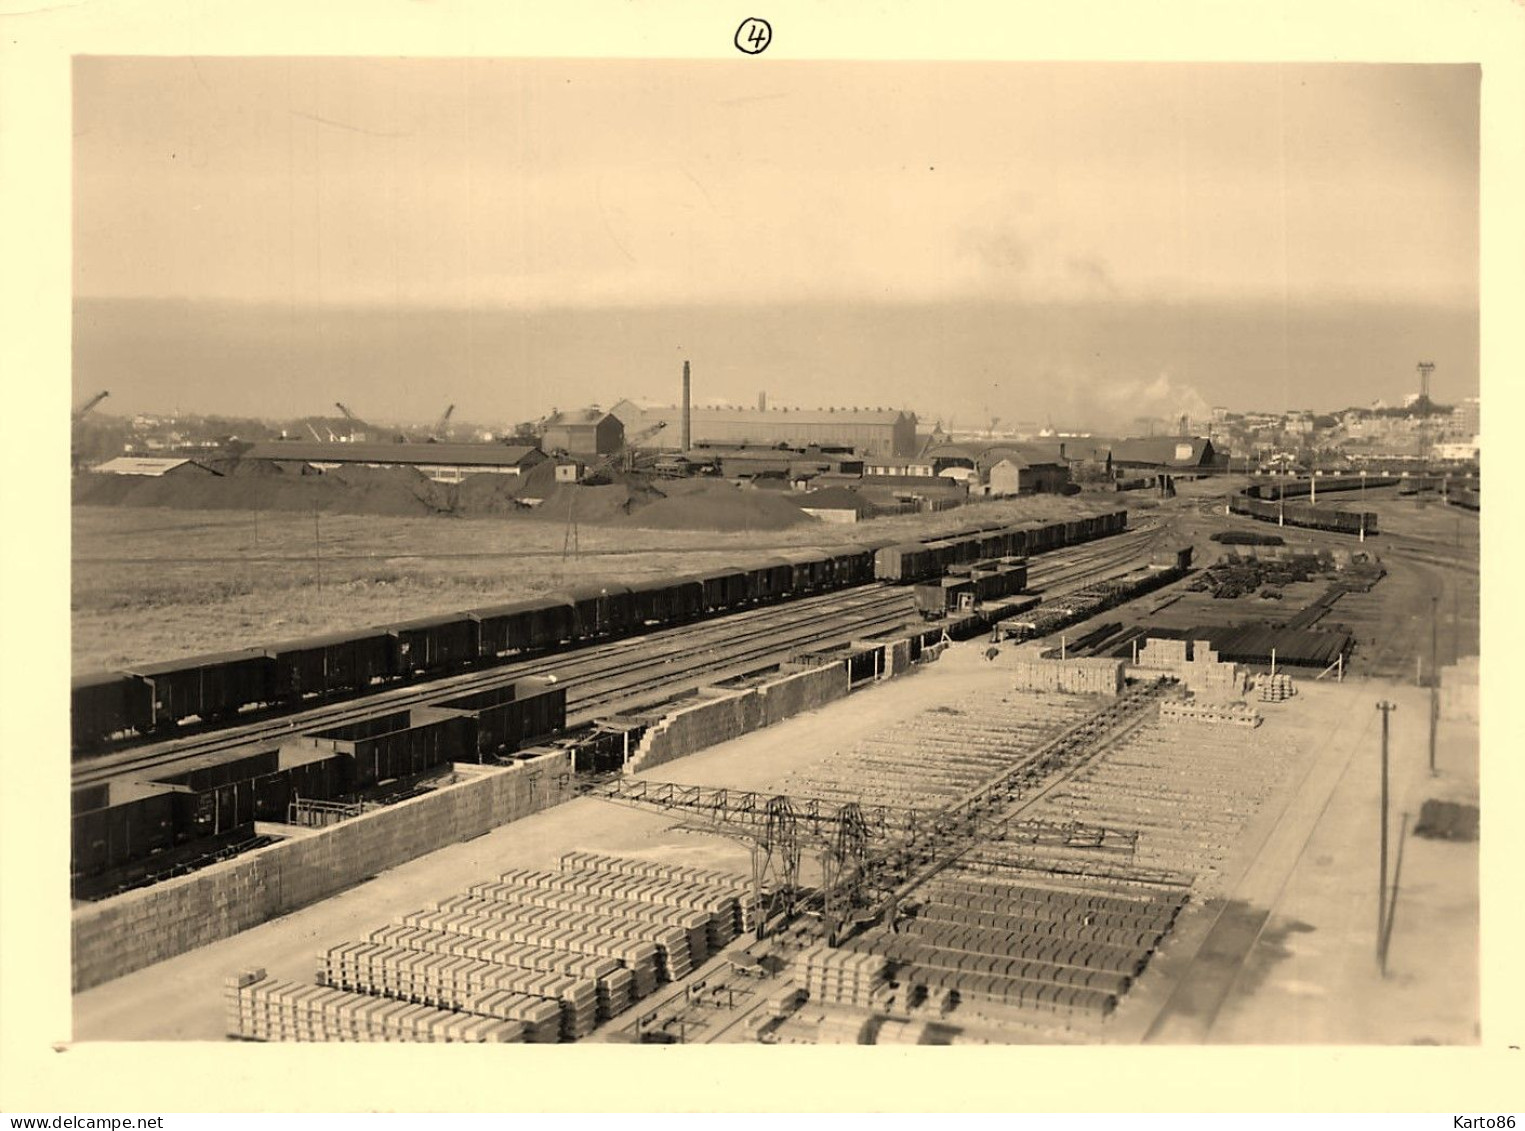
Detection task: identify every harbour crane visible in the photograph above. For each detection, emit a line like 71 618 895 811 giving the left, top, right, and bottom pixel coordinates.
72 390 109 423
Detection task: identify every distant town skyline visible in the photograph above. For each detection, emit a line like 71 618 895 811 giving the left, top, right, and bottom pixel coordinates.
75 59 1479 429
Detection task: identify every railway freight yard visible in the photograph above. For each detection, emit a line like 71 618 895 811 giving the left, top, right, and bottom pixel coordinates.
67 478 1481 1047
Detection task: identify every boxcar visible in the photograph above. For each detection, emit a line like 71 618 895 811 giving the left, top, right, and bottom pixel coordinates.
469 596 576 657
630 576 703 626
831 545 879 586
774 548 834 595
560 584 634 641
130 648 275 729
71 781 178 879
744 557 794 604
875 542 942 584
388 613 478 677
694 566 751 612
268 630 396 703
72 670 155 748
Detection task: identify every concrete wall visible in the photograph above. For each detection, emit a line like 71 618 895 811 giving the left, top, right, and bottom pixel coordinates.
629 663 852 773
72 752 575 993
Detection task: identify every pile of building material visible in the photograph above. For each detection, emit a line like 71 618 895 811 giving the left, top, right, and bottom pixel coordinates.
1010 656 1125 696
225 968 526 1043
1258 673 1296 702
1159 700 1261 727
226 850 765 1043
1134 638 1247 703
792 944 889 1009
316 943 569 1041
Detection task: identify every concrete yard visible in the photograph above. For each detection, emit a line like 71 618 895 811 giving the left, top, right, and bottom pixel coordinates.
73 631 1480 1045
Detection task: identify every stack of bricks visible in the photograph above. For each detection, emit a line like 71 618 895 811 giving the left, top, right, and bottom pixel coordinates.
1010 657 1125 696
1258 673 1296 702
1136 638 1247 704
558 851 758 935
1158 699 1261 728
367 924 634 1020
463 879 712 968
399 907 662 998
497 866 738 953
317 942 587 1041
224 968 524 1043
793 944 889 1009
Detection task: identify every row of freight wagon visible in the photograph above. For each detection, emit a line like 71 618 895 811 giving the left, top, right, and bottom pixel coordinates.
72 508 1130 751
72 678 567 892
913 559 1030 618
1231 478 1382 536
872 510 1127 584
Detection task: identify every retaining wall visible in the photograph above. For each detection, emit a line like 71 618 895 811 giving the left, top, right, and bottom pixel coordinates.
629 662 853 773
72 752 575 993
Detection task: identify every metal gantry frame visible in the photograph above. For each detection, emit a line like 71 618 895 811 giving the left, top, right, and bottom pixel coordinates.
592 682 1167 947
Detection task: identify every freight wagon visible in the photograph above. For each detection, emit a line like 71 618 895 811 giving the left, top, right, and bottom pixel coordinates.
1230 491 1378 536
468 597 575 659
71 509 1130 750
72 671 154 748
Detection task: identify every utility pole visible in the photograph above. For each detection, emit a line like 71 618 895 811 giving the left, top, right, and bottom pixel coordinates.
1429 595 1439 776
1376 700 1396 975
313 506 323 603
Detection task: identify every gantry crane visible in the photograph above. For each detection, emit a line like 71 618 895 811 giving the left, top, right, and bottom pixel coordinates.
593 682 1170 947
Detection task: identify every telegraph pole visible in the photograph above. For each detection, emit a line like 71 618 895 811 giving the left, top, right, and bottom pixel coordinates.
1376 700 1396 974
1429 595 1440 775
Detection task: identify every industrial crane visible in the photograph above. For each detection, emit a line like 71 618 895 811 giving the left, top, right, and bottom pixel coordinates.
593 683 1169 947
72 390 109 423
428 404 455 443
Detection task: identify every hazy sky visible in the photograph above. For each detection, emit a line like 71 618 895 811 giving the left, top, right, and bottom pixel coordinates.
73 58 1479 425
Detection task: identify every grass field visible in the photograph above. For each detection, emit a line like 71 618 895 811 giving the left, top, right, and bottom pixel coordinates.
71 492 1130 672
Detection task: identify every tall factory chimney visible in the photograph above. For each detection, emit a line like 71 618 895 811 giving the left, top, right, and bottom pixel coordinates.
681 360 692 453
758 391 767 412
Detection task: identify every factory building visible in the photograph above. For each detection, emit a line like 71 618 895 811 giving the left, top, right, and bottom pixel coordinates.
609 400 918 459
540 409 624 458
241 441 547 484
921 443 1071 495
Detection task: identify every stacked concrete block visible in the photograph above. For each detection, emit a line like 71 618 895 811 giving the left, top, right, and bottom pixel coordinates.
498 866 738 952
464 880 712 967
1010 658 1125 697
225 969 524 1043
367 924 633 1019
400 907 662 999
1257 674 1296 702
434 894 695 983
372 925 633 1013
558 851 757 934
1135 638 1190 672
793 944 889 1008
1159 700 1261 728
318 942 592 1040
75 751 576 994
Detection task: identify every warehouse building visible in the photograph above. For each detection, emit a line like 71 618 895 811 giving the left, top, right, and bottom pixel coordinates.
540 409 624 458
242 441 547 484
1110 436 1219 471
921 443 1071 495
609 400 919 459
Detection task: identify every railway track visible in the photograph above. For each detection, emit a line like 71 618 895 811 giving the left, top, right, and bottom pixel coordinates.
73 527 1165 791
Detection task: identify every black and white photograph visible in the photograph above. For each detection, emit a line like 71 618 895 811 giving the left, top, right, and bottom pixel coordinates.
2 0 1522 1116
